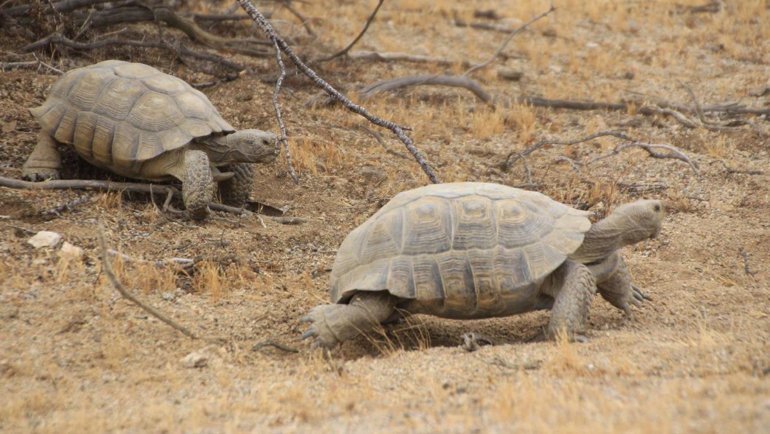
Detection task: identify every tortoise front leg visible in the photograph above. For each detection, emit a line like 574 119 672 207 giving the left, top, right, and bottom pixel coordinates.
301 292 397 348
547 260 597 341
182 149 214 220
596 255 649 316
22 132 62 181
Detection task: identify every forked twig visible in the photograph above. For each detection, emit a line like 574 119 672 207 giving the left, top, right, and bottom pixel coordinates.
235 0 440 183
316 0 384 62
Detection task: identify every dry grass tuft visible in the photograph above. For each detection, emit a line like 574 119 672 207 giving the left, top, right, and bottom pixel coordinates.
507 104 537 144
193 260 224 299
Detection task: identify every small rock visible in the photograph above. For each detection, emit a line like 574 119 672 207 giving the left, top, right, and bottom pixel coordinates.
181 351 209 368
497 68 523 81
27 231 62 249
161 292 176 302
59 242 84 259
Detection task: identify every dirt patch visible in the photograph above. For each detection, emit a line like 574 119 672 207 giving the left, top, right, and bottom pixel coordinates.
1 1 768 432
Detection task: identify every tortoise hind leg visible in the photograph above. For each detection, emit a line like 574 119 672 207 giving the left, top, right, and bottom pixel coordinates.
22 132 62 181
182 149 214 220
301 292 397 348
547 260 597 341
218 162 255 206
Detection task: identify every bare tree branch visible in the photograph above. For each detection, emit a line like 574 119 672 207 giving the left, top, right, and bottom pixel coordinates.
235 0 440 183
316 0 384 62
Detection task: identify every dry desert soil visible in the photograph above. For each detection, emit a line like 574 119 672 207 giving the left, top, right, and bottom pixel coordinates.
1 0 769 432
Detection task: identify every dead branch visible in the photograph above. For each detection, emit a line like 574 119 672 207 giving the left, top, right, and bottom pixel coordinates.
348 50 465 67
41 194 91 219
0 176 294 219
713 160 764 175
453 19 521 34
512 95 770 117
316 0 384 62
97 228 199 340
22 33 244 78
359 74 493 104
464 5 555 76
591 142 699 172
252 339 300 353
236 0 440 184
739 248 757 277
2 0 111 16
107 249 195 269
503 131 698 177
503 131 632 171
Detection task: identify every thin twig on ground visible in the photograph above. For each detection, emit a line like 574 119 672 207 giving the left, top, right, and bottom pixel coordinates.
359 74 493 104
22 33 244 78
252 339 300 353
97 228 199 340
236 0 440 183
464 5 555 76
40 194 91 219
739 248 757 277
0 176 292 219
348 50 465 66
713 160 764 175
316 0 384 62
591 142 699 172
106 249 195 269
278 0 316 38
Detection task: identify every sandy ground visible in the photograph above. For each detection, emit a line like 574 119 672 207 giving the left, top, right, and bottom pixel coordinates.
1 0 769 432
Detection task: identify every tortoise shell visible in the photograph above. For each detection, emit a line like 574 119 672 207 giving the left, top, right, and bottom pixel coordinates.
29 60 234 173
330 183 592 318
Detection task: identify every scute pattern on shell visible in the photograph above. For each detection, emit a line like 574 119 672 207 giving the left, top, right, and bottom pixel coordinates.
29 60 234 171
330 183 592 318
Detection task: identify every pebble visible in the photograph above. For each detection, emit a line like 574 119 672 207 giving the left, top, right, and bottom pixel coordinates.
27 231 62 249
59 242 84 259
181 351 209 368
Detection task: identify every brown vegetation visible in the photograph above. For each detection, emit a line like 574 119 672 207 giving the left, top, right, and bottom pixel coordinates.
0 0 768 432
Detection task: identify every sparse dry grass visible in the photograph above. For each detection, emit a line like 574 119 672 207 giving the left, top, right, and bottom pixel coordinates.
1 0 769 432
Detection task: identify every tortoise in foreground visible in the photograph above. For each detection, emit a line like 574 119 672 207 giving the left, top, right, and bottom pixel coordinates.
302 182 664 348
23 60 278 219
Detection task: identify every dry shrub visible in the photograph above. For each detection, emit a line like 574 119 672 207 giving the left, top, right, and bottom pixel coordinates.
193 260 224 299
507 104 536 143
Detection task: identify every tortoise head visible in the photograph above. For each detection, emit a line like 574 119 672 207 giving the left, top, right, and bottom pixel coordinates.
610 199 665 244
205 129 279 164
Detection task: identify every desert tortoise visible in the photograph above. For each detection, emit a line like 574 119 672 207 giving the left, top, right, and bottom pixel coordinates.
302 182 664 348
23 60 278 219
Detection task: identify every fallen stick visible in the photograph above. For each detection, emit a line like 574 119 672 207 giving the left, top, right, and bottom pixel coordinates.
97 228 199 340
348 50 465 66
359 74 493 104
0 176 298 220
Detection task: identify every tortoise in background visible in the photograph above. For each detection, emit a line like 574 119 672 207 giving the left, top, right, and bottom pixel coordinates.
23 60 277 220
302 182 664 348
